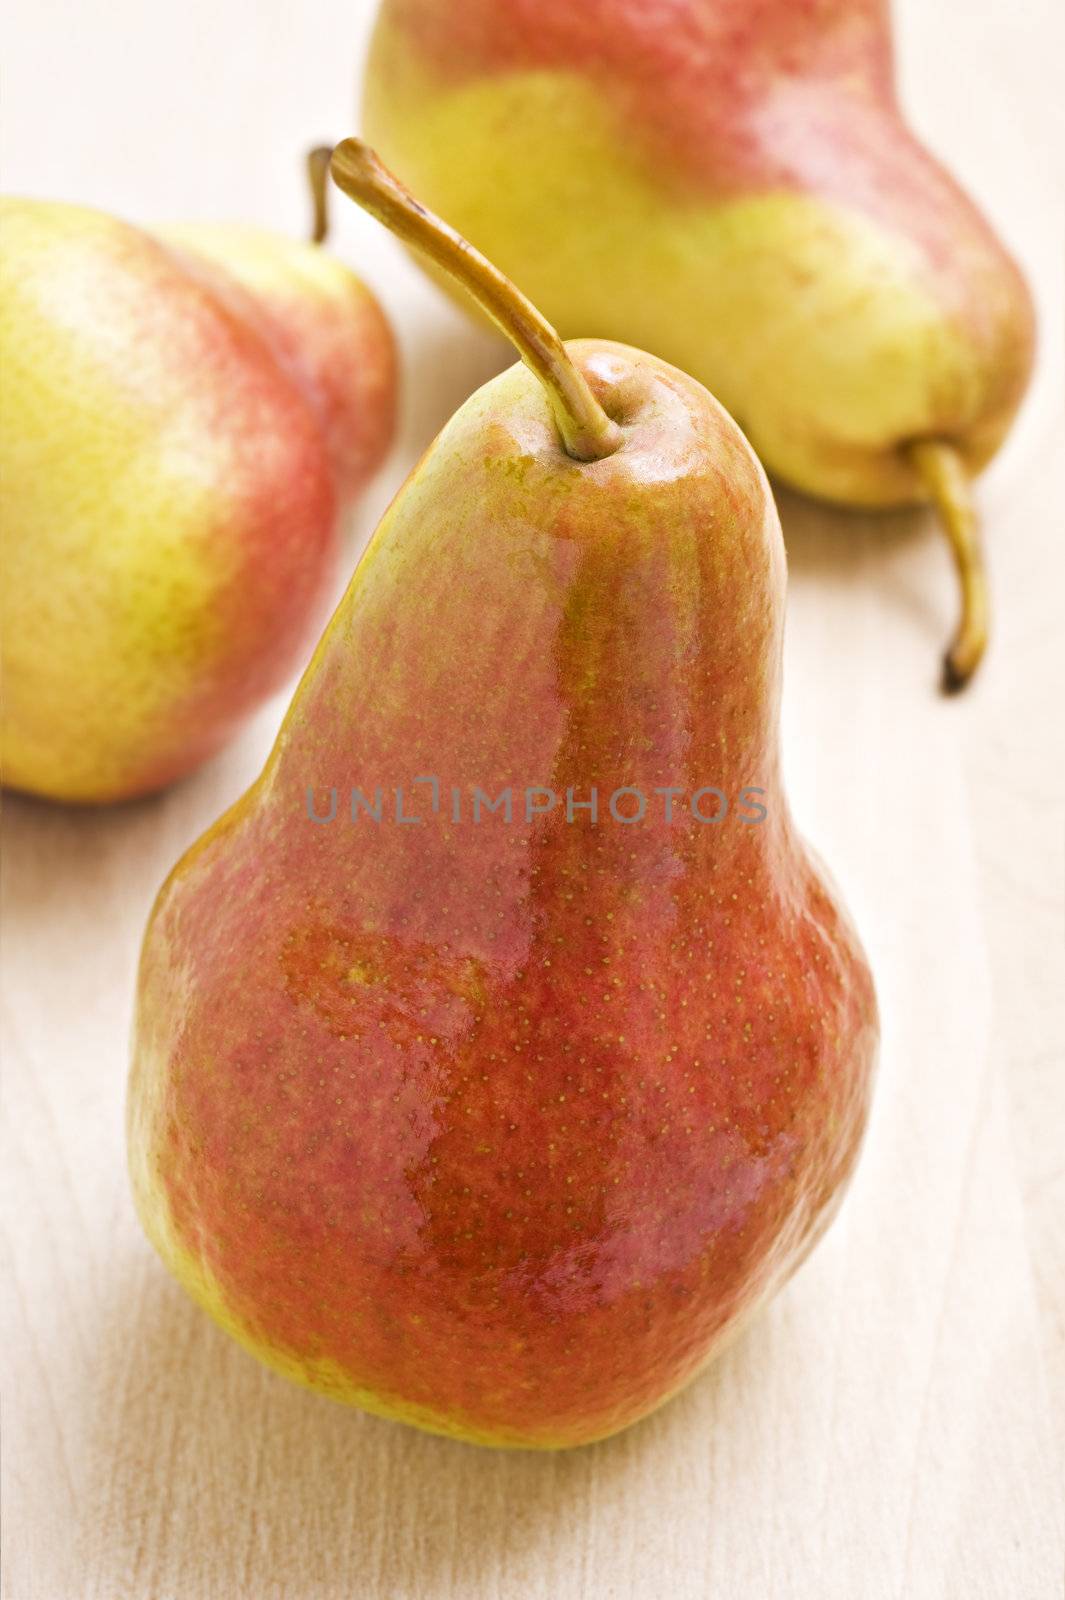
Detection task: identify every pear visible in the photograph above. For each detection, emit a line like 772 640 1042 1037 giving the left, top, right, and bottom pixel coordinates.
128 144 878 1449
0 168 395 804
362 0 1036 688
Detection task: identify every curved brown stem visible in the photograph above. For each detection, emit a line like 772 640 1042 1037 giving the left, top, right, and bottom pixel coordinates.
906 440 989 692
329 139 623 463
307 146 333 245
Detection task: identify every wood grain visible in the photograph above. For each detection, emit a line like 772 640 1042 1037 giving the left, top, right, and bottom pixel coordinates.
2 1 1063 1594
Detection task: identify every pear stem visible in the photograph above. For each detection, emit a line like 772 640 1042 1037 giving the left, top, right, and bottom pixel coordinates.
329 139 623 463
307 146 333 245
905 439 989 692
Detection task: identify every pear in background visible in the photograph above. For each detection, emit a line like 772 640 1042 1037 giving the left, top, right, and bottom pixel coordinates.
363 0 1036 687
1 168 395 803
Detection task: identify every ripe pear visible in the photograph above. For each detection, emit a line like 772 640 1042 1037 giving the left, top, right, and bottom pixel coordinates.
362 0 1036 688
0 174 395 804
128 145 878 1449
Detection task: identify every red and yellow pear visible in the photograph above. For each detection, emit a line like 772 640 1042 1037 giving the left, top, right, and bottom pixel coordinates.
0 161 395 803
363 0 1036 687
128 146 878 1449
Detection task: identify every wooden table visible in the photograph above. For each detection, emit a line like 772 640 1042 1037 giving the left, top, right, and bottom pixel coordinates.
3 1 1063 1594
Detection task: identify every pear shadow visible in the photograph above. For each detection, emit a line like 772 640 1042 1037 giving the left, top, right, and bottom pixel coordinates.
0 711 277 942
81 1245 772 1600
0 787 179 940
774 482 950 645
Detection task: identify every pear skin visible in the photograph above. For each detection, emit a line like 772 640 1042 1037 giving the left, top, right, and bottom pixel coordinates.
159 222 395 505
128 150 878 1448
0 199 395 803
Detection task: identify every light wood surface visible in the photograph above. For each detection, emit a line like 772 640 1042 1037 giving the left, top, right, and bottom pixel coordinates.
3 2 1063 1596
